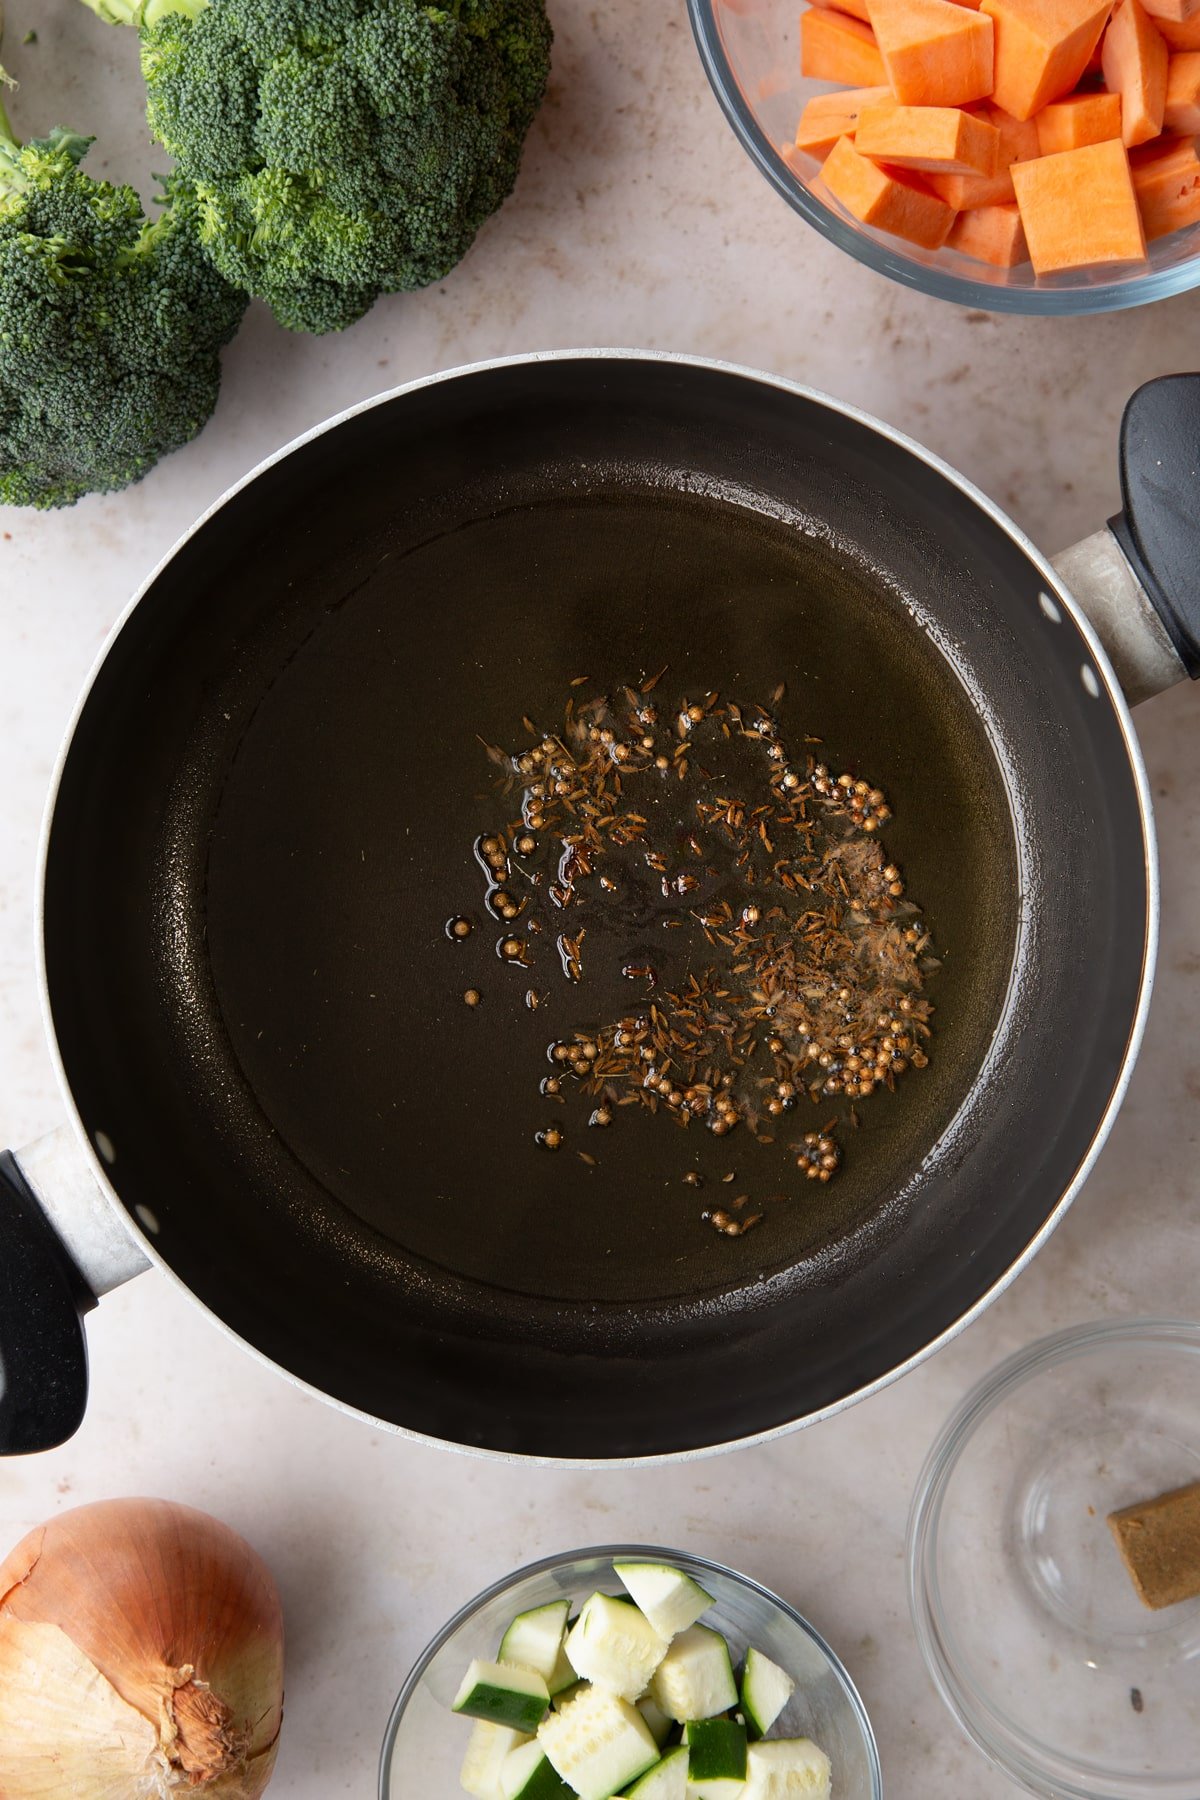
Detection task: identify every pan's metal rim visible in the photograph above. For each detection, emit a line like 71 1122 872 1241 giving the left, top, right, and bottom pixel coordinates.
32 348 1160 1468
376 1540 883 1800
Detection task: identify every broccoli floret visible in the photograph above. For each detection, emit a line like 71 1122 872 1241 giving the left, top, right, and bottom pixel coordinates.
80 0 552 335
0 97 247 508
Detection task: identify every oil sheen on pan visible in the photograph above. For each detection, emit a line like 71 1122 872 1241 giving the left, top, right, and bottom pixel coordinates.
198 491 1018 1308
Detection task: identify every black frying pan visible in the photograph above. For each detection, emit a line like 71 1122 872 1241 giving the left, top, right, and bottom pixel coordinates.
2 353 1196 1463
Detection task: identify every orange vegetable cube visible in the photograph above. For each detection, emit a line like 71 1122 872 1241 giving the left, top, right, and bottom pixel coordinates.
866 0 995 102
1131 130 1200 230
1140 0 1200 25
948 199 1031 256
1156 11 1200 41
818 133 959 242
808 0 874 23
1164 49 1200 125
801 8 889 81
856 98 1002 169
1012 136 1147 266
1102 0 1168 142
926 101 1041 200
981 0 1115 118
792 85 894 158
1037 89 1124 146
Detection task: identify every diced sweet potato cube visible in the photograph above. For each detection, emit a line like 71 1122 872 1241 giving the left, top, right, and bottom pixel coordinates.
982 0 1115 117
818 133 959 242
1164 49 1200 125
1037 89 1124 146
801 8 889 81
1131 130 1200 230
1103 0 1169 142
1011 136 1147 265
1140 0 1200 25
926 101 1042 199
855 97 1002 168
948 198 1031 255
866 0 995 102
1156 11 1200 42
808 0 874 23
791 85 894 159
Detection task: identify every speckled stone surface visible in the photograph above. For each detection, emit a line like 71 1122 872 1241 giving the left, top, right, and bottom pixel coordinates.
2 3 1199 1796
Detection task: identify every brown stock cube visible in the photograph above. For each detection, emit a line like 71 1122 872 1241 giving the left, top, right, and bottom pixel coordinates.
1107 1479 1200 1609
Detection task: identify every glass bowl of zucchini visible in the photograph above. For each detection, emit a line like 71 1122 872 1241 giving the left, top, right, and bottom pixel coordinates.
378 1545 881 1800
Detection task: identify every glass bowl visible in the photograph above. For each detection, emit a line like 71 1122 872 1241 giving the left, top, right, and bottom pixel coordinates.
908 1319 1200 1800
379 1544 882 1800
687 0 1200 313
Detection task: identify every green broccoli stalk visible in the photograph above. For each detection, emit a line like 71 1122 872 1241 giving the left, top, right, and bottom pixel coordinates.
0 84 247 508
76 0 553 335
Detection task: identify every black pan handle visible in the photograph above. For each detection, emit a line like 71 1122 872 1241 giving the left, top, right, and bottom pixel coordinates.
1109 373 1200 681
0 1150 94 1454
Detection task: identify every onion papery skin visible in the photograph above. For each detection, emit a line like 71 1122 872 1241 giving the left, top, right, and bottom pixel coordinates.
0 1497 284 1799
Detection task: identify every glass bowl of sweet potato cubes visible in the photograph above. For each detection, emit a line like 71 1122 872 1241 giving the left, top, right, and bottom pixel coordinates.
689 0 1200 310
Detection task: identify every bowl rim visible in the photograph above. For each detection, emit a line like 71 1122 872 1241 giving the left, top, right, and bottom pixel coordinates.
685 0 1200 316
378 1541 883 1800
906 1316 1200 1800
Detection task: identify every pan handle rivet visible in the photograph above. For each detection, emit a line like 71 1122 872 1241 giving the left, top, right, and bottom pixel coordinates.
1080 664 1101 698
134 1204 160 1235
94 1130 116 1166
1037 591 1063 623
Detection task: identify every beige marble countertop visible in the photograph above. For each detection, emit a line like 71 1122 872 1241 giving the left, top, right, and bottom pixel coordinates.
2 3 1200 1796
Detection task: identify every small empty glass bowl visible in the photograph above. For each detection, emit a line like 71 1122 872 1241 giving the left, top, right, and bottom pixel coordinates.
379 1544 881 1800
908 1319 1200 1800
687 0 1200 313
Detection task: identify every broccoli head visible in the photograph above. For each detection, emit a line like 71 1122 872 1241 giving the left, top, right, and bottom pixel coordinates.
78 0 553 335
0 103 247 508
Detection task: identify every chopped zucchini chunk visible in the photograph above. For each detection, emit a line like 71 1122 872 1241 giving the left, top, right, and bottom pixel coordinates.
501 1601 572 1684
742 1739 832 1800
538 1683 660 1800
461 1720 531 1800
623 1744 688 1800
636 1692 674 1748
454 1659 550 1733
739 1647 796 1741
649 1625 737 1722
613 1562 714 1639
501 1739 575 1800
686 1717 747 1800
565 1593 669 1701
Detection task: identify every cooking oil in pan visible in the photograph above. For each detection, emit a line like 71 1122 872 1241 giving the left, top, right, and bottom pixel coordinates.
445 673 938 1247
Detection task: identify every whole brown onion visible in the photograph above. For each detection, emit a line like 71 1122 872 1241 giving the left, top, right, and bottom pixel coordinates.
0 1497 284 1798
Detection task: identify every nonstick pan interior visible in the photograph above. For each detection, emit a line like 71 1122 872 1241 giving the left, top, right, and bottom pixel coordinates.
42 357 1150 1458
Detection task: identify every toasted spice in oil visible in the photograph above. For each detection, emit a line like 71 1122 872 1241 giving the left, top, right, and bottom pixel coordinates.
449 677 937 1238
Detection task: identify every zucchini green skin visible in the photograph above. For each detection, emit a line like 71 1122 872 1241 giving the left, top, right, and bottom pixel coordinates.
502 1743 575 1800
685 1718 747 1781
621 1745 688 1800
739 1646 796 1741
454 1660 550 1733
